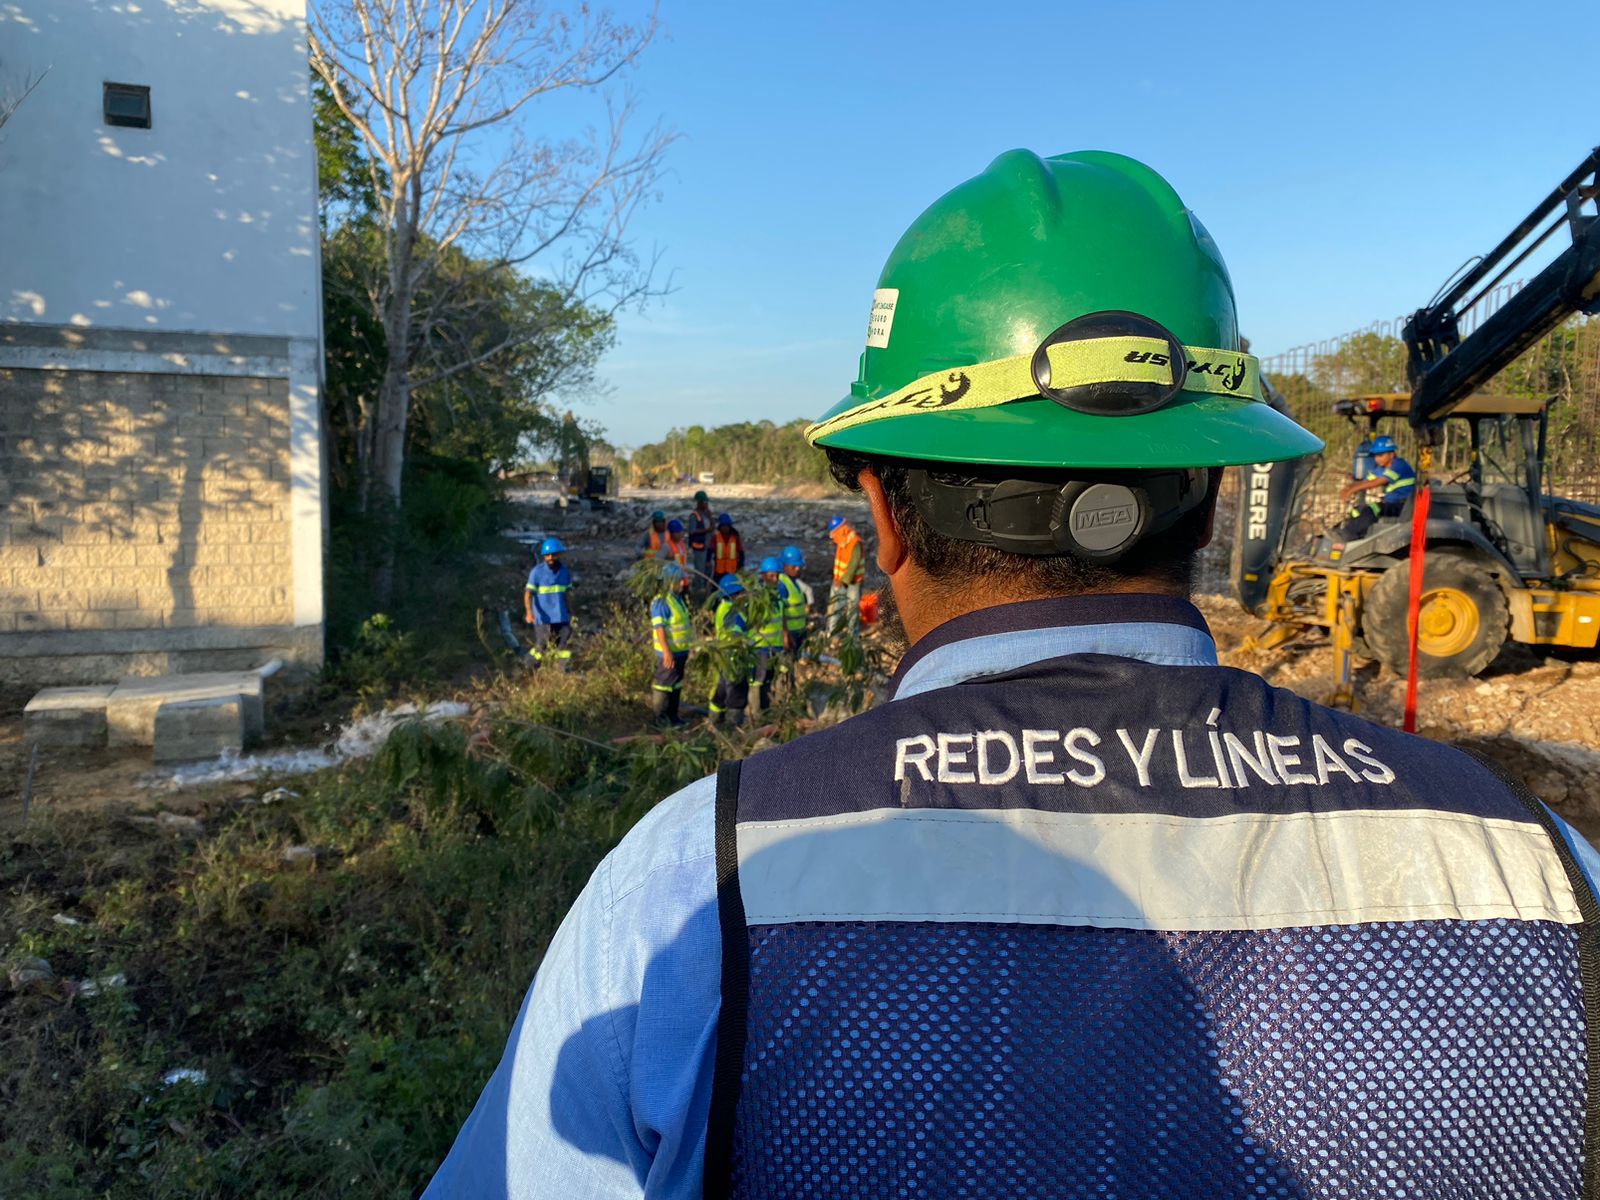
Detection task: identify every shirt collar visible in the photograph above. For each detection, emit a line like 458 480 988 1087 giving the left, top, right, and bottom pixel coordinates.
888 594 1217 702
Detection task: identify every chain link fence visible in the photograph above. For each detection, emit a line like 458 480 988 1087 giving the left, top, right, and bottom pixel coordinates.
1196 285 1600 595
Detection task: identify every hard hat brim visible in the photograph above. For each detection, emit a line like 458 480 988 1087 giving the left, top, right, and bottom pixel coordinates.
810 391 1323 470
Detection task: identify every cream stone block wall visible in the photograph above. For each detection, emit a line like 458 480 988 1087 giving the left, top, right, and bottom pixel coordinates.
0 356 321 683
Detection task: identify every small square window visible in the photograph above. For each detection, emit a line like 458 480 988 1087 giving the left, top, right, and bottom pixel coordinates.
104 83 151 129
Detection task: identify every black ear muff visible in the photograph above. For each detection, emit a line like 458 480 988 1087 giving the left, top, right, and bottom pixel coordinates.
905 467 1210 563
1050 481 1149 562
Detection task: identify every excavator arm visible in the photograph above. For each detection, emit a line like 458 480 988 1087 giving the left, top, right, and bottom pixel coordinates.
1406 147 1600 432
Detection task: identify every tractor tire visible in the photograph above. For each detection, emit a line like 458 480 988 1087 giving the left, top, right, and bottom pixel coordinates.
1364 551 1509 679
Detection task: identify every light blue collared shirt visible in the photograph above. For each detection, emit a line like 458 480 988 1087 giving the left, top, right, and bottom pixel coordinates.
422 608 1600 1198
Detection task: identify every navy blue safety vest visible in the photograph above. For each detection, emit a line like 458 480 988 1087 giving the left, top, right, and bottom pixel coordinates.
704 653 1600 1199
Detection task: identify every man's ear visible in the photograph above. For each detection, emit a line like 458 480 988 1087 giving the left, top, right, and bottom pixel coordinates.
859 468 908 575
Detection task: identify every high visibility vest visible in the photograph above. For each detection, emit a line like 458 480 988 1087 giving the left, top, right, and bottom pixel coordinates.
713 530 743 577
525 562 571 625
703 650 1600 1197
751 586 785 650
658 534 689 568
831 527 864 587
688 509 713 551
1370 460 1417 512
642 528 664 554
778 573 807 632
714 598 746 642
650 591 692 654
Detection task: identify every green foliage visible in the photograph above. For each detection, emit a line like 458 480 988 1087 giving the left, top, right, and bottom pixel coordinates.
324 453 500 669
630 419 830 487
1310 331 1408 398
0 617 736 1198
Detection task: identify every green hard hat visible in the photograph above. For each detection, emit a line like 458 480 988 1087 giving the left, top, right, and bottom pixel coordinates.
807 150 1322 470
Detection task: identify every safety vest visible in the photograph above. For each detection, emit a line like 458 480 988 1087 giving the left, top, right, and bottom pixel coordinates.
750 586 785 650
642 528 664 554
1369 460 1417 512
831 526 864 587
777 573 807 632
688 509 714 551
659 534 689 569
525 562 571 625
713 530 743 577
703 654 1599 1197
650 591 692 654
714 598 746 643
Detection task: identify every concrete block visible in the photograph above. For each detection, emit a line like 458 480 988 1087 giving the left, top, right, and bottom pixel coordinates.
152 695 245 762
24 684 115 747
107 671 264 747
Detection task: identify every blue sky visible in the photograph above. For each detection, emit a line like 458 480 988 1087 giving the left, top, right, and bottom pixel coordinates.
574 0 1598 447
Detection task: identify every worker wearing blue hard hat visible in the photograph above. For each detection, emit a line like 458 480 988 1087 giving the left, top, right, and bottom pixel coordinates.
777 546 811 661
712 512 744 580
709 574 752 726
751 558 786 711
524 537 574 670
648 561 692 724
1337 433 1416 541
657 518 690 570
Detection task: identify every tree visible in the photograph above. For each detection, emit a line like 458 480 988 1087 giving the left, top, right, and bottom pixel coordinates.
308 0 673 588
1310 331 1408 398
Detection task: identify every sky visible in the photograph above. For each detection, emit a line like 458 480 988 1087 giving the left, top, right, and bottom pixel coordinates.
564 0 1599 448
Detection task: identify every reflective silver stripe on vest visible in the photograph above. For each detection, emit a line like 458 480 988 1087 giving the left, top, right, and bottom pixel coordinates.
735 807 1581 931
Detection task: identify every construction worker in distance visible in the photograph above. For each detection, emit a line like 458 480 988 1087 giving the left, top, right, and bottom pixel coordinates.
1335 433 1416 540
523 537 574 671
749 555 786 711
686 490 715 575
825 514 866 635
426 151 1600 1199
637 509 667 557
776 545 810 663
711 512 745 580
647 562 692 726
708 574 751 726
657 518 690 571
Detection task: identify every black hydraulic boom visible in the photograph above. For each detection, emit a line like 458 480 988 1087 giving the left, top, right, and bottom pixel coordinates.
1405 147 1600 432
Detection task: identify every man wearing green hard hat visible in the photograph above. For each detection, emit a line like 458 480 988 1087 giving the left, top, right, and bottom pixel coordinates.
425 152 1600 1198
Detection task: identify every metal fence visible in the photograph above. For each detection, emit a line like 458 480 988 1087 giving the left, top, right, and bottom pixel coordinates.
1195 286 1600 596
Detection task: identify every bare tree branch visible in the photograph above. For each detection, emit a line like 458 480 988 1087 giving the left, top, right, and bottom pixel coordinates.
310 0 674 568
0 61 47 139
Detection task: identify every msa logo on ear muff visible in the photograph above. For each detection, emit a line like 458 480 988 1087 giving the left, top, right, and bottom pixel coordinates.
1058 482 1147 559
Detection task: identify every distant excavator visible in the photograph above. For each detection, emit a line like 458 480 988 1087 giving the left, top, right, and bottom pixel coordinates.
1235 147 1600 697
629 459 680 489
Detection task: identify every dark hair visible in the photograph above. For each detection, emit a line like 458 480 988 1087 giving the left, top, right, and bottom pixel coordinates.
825 450 1216 597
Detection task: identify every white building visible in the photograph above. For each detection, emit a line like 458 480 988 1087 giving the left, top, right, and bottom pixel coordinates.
0 0 325 683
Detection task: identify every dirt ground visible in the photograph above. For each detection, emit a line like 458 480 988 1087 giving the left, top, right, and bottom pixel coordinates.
6 490 1600 843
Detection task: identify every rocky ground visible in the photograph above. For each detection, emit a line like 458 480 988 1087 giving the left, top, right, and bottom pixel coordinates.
6 489 1600 841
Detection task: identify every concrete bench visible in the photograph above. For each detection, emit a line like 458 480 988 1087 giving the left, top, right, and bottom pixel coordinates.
106 672 265 749
151 695 247 763
23 685 117 748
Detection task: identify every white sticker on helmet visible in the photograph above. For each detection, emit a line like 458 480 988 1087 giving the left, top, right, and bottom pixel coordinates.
865 288 899 349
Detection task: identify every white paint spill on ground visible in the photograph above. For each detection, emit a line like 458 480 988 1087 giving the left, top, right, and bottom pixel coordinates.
147 701 471 790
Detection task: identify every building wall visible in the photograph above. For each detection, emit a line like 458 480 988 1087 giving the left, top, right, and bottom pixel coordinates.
0 0 320 341
0 331 321 684
0 0 324 684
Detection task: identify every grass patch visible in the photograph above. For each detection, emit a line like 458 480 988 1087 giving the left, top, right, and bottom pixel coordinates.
0 613 830 1198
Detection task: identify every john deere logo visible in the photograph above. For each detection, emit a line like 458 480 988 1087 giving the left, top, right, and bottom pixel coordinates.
1074 503 1136 530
